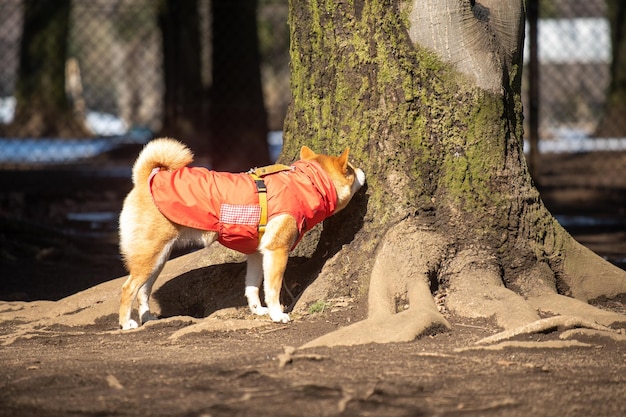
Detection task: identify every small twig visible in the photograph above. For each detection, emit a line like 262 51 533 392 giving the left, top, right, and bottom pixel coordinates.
414 352 458 359
258 325 289 335
454 322 491 331
105 374 124 390
277 345 327 368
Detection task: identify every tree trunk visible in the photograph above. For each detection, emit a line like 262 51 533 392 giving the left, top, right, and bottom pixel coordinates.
595 0 626 137
282 0 626 347
6 0 90 138
208 0 270 171
159 0 205 151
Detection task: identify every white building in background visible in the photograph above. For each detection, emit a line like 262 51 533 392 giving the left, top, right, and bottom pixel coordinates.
525 18 611 64
524 18 615 142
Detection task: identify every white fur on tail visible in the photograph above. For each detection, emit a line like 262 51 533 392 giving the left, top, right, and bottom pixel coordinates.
131 138 194 185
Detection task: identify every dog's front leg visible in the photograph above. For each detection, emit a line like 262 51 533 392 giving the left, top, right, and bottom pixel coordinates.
245 252 269 316
262 247 290 323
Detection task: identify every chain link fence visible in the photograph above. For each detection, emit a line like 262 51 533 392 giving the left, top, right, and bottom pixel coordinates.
527 1 609 140
0 1 623 165
0 0 290 167
0 1 623 171
0 1 623 163
522 0 626 195
524 0 626 150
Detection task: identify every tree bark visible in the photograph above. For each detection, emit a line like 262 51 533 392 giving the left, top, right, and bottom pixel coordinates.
595 0 626 137
6 0 90 138
282 0 626 347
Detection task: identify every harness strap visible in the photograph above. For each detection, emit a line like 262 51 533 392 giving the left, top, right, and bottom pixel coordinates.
247 164 293 243
248 172 268 241
250 163 293 177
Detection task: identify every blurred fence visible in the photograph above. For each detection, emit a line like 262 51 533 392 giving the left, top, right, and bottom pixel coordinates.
0 0 290 166
0 0 623 168
524 0 626 153
525 1 609 140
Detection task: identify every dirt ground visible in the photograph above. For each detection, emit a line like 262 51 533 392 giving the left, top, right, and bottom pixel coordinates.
1 310 625 417
1 150 626 417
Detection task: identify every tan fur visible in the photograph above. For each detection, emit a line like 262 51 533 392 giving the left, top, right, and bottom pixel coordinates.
118 138 365 329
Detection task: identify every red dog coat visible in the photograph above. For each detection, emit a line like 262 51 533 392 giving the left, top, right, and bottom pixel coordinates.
149 160 338 254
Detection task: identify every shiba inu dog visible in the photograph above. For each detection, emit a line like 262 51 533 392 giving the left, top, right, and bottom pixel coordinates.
118 138 365 330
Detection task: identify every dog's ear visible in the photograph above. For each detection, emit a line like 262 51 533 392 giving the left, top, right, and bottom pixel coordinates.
300 146 316 160
337 147 350 172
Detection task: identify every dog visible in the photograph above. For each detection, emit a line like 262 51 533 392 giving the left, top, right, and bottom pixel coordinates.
118 138 365 330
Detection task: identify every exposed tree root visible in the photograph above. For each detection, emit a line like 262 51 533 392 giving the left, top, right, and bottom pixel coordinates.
168 317 270 341
475 316 618 345
300 305 450 348
560 328 626 343
301 220 450 348
442 227 626 347
526 293 626 327
457 340 595 352
299 217 626 349
557 232 626 301
443 250 541 329
0 247 241 345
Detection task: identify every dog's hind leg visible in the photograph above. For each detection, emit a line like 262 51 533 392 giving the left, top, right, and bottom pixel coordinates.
119 274 146 330
119 239 175 330
245 251 269 316
137 263 165 325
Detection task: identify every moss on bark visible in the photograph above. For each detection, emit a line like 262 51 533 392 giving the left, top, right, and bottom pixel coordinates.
284 0 527 238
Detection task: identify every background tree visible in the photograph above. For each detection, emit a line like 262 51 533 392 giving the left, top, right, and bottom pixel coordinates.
158 0 204 151
595 0 626 137
157 0 271 171
278 0 626 347
111 0 163 136
208 0 270 171
6 0 90 138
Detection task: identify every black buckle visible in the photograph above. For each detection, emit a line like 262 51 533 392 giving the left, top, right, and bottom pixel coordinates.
254 179 267 193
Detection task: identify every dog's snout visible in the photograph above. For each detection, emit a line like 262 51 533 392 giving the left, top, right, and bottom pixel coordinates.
355 168 366 187
351 168 365 195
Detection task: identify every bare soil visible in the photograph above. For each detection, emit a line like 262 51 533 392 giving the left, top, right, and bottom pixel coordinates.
1 311 625 417
1 150 626 417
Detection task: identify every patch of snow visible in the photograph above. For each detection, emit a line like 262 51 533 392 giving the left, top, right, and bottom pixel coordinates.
85 111 128 136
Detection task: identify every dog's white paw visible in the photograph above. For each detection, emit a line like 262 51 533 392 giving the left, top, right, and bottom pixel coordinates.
270 311 290 323
121 319 139 330
249 305 269 316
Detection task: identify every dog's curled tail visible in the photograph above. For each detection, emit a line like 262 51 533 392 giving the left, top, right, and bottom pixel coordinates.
131 138 194 185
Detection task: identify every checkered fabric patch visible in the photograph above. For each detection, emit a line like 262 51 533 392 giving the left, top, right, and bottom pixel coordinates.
220 204 261 225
